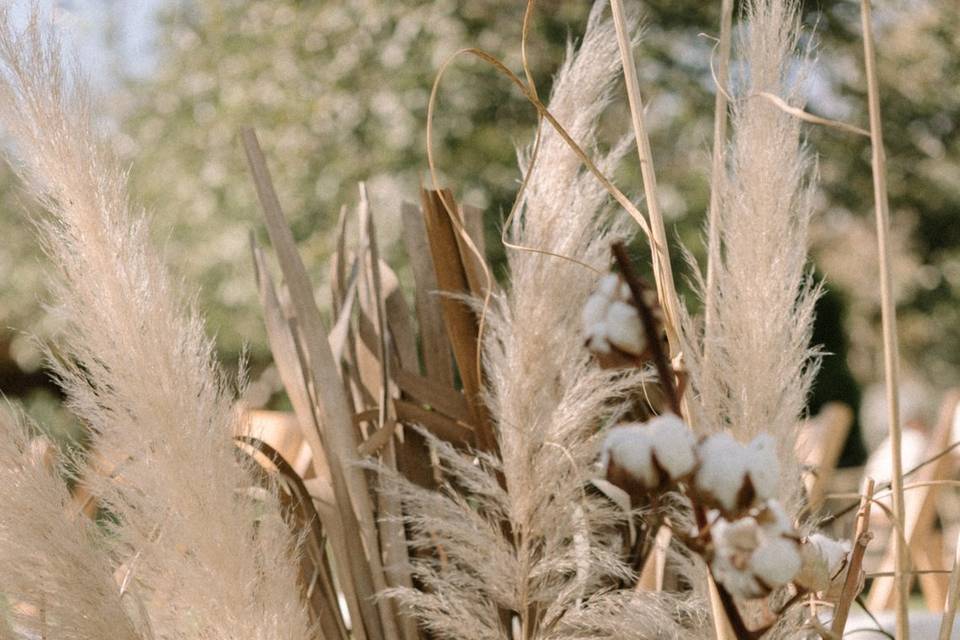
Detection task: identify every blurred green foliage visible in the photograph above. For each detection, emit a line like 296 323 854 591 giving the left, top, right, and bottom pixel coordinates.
1 0 957 450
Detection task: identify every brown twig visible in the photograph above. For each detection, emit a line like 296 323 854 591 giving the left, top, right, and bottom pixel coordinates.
611 241 680 416
831 478 875 636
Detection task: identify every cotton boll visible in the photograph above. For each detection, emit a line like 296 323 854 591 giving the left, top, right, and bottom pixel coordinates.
795 533 851 592
605 301 645 356
751 537 801 588
647 413 696 480
712 550 764 599
602 415 695 498
695 433 749 512
598 273 620 297
581 292 610 332
602 424 657 489
810 533 851 575
711 515 764 598
746 434 779 501
715 516 759 552
583 273 650 367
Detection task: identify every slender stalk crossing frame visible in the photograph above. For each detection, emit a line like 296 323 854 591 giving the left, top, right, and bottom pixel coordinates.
609 0 682 356
859 1 909 637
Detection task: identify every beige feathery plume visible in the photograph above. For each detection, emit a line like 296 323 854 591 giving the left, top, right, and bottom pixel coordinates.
0 8 310 639
0 408 141 640
384 4 709 638
682 0 820 509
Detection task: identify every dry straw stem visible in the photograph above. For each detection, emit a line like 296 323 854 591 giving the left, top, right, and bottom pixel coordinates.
702 2 735 635
707 6 736 638
859 0 909 636
703 0 734 371
609 0 682 355
0 9 310 639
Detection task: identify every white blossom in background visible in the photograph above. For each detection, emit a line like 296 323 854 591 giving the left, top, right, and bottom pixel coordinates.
694 432 780 513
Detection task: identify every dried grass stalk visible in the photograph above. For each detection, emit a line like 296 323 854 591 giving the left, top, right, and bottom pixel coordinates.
859 0 909 634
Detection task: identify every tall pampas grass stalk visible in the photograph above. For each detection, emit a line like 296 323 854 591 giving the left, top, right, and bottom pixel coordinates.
681 0 820 510
383 4 709 638
0 7 310 639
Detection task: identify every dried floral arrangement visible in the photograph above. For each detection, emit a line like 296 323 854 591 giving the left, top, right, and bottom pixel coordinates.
0 1 957 639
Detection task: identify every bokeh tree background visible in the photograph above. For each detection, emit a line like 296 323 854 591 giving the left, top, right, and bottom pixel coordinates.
1 0 956 459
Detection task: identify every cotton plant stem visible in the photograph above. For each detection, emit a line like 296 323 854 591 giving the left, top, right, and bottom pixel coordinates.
612 242 680 415
859 1 909 637
609 0 681 357
703 0 733 363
